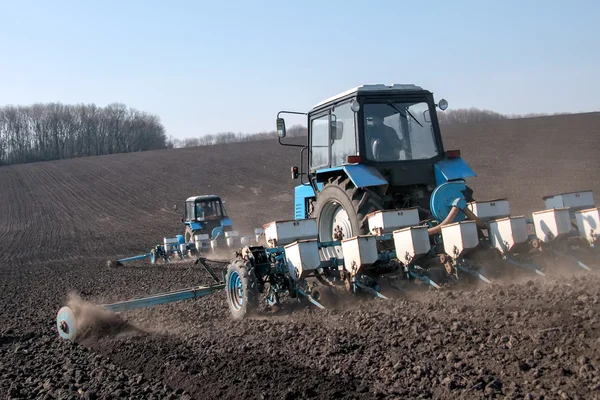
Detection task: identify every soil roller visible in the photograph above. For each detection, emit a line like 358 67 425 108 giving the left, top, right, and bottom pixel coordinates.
57 259 227 341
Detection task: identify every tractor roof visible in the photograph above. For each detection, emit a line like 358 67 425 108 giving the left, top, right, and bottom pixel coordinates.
311 84 426 110
186 195 222 202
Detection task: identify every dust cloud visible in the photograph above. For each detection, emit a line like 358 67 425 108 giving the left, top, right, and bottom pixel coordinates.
65 292 142 341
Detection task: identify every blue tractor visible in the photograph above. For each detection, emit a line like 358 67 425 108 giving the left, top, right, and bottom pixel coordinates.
182 195 234 245
55 85 600 334
277 84 476 260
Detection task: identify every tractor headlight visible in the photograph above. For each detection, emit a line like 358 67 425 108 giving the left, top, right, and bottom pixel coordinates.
350 100 360 112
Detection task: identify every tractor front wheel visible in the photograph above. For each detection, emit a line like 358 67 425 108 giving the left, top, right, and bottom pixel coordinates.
226 259 259 319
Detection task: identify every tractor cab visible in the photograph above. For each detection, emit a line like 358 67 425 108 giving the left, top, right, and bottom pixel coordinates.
276 84 476 252
279 84 450 182
314 85 447 170
185 196 225 222
183 195 233 243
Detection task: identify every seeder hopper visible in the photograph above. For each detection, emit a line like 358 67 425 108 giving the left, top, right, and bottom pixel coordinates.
56 84 600 341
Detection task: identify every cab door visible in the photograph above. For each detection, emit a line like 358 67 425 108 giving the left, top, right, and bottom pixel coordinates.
185 201 195 222
308 111 330 171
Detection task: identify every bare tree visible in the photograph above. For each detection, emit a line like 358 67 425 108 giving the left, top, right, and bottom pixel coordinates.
0 102 168 166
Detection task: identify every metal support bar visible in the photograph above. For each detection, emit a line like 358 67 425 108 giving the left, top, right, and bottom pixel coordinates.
203 264 222 284
265 247 287 254
116 253 152 264
318 240 341 249
505 256 546 276
409 271 441 289
456 265 492 284
354 281 389 300
553 250 592 271
102 284 225 313
193 258 223 284
378 250 397 262
297 287 326 309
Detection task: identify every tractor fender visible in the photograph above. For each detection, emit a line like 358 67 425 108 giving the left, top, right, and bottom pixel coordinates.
220 217 233 227
315 165 388 190
186 221 203 231
294 165 388 220
434 157 476 185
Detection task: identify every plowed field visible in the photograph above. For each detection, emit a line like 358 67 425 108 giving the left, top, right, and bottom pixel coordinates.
1 112 600 399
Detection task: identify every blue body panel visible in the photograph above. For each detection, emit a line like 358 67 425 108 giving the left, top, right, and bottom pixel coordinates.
295 185 317 220
185 218 230 239
187 221 203 231
220 217 232 227
294 158 476 220
434 157 476 185
316 165 388 189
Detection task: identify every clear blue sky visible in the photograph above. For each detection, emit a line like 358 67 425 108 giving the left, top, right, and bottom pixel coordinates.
0 0 598 139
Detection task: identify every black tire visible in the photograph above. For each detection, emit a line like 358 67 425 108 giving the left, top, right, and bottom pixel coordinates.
313 176 384 241
225 259 259 319
312 176 384 261
184 226 196 243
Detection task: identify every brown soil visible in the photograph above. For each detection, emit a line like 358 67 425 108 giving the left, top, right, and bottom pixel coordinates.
1 112 600 399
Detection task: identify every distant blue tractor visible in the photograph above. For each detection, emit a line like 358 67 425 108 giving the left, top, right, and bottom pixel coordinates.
277 84 476 260
182 195 234 245
107 194 239 267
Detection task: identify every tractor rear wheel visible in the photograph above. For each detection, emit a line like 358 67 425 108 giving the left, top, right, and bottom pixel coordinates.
225 259 259 319
184 226 196 243
312 176 384 259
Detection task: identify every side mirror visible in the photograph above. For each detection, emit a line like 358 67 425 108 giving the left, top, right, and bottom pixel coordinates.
276 118 286 138
331 120 343 141
291 166 299 179
437 99 449 111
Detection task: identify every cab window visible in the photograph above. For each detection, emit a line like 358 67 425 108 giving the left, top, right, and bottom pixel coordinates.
330 101 356 166
310 114 329 169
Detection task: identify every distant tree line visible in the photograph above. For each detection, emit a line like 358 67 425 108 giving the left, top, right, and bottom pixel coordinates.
0 103 167 166
166 124 307 149
0 101 578 164
436 107 571 125
168 108 573 149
